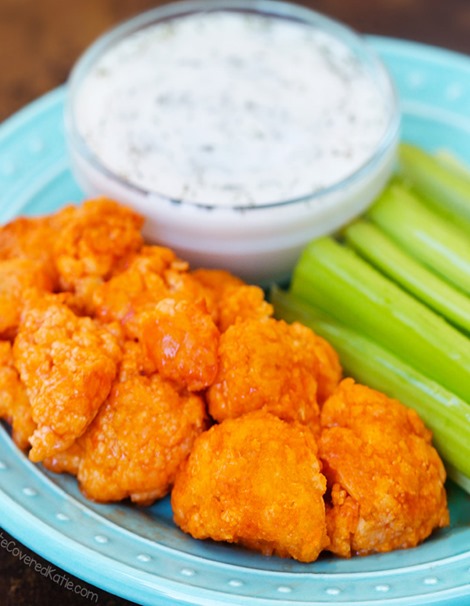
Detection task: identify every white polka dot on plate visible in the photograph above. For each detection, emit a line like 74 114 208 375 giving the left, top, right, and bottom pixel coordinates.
445 82 464 100
407 70 426 89
180 568 195 577
22 487 37 497
94 534 109 544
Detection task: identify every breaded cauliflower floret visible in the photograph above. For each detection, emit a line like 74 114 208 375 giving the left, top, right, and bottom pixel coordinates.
42 440 83 477
163 265 222 321
190 268 245 294
309 333 342 404
76 342 208 504
216 284 274 332
53 198 144 297
43 340 150 477
207 317 337 433
0 214 60 286
92 245 180 335
139 297 220 392
191 268 273 331
92 246 219 338
0 341 36 450
319 378 449 557
13 294 122 462
0 258 55 339
171 410 329 562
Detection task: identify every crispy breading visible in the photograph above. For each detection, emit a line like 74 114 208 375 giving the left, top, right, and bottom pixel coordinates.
191 268 272 331
0 214 59 286
0 199 451 563
92 245 178 335
207 317 330 433
190 268 245 293
164 265 220 318
190 268 246 327
171 410 329 562
42 340 150 476
139 298 220 392
0 341 36 450
13 293 122 462
319 378 449 557
91 245 217 339
0 258 55 339
77 342 208 504
216 284 273 332
310 333 343 404
42 440 84 476
53 198 144 294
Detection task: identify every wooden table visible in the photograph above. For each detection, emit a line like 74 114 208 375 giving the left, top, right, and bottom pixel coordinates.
1 0 470 121
1 0 469 604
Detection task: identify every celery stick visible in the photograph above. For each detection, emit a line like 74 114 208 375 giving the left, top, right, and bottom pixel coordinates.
367 182 470 295
445 464 470 494
399 142 470 227
435 149 470 181
290 237 470 403
343 220 470 334
271 286 470 490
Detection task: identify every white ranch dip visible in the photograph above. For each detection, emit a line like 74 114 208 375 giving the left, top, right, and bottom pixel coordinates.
73 11 391 208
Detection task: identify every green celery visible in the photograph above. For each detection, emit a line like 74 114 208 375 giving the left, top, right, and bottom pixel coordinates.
399 142 470 229
290 237 470 403
343 220 470 334
366 182 470 295
271 286 470 490
435 149 470 181
445 465 470 494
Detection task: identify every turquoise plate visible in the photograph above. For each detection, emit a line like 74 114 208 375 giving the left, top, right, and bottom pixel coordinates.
0 37 469 605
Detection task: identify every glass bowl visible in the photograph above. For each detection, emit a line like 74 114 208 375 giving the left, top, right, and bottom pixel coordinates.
65 0 400 285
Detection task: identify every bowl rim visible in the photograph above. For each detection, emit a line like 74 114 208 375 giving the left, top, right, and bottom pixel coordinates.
65 0 401 213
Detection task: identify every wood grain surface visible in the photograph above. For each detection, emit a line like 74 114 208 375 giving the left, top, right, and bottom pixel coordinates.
1 0 470 121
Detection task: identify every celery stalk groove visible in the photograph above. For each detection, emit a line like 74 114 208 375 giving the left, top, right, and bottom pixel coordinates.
290 237 470 403
366 183 470 295
399 142 470 227
343 220 470 334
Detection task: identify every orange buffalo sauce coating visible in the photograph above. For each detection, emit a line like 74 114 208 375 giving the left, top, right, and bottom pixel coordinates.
207 318 327 435
172 410 329 562
319 379 449 557
0 198 448 563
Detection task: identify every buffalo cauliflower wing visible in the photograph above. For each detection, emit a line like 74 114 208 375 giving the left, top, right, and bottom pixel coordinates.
171 410 329 562
191 268 272 331
78 362 208 504
13 293 122 462
92 245 216 339
0 341 36 450
53 198 144 297
215 284 274 332
319 378 449 557
207 317 341 433
0 258 55 339
0 198 452 565
43 340 208 504
91 245 179 335
0 214 60 286
139 298 220 392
